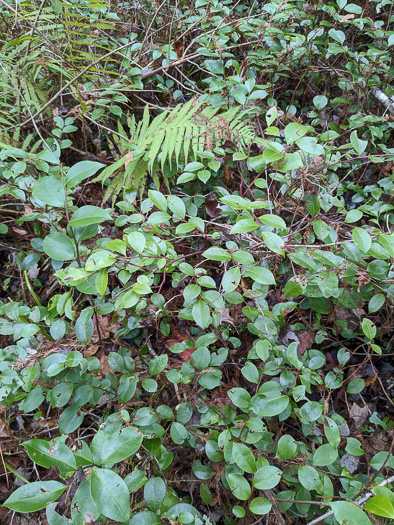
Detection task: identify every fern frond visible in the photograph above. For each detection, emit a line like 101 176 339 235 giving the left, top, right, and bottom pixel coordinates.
99 98 258 200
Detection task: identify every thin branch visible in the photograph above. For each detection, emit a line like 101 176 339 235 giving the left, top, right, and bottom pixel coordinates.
371 86 394 116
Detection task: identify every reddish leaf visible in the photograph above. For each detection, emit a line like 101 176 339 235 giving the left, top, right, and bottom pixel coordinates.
174 41 184 58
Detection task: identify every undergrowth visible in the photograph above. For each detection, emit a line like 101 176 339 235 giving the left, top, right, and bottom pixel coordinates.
0 0 393 524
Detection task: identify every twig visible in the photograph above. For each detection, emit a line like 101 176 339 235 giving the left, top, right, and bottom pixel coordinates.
371 86 394 116
142 327 158 357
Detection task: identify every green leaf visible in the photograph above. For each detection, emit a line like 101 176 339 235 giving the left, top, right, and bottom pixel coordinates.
284 122 308 144
362 318 376 340
379 233 394 257
241 361 259 384
75 317 94 343
4 481 66 513
167 195 186 219
228 474 251 500
345 209 363 223
147 211 171 224
283 276 307 298
128 231 146 253
324 417 340 448
221 267 241 294
260 214 286 229
345 437 364 456
125 470 148 492
313 444 338 466
170 421 188 445
202 247 231 261
192 300 211 329
266 106 277 126
91 468 130 522
230 219 259 234
95 268 108 296
118 375 138 403
69 206 112 227
43 233 75 261
277 435 297 460
347 378 365 394
232 505 245 518
183 284 201 303
352 228 372 253
23 439 77 474
313 95 328 110
232 443 256 474
165 503 202 522
330 501 372 525
350 131 368 155
32 176 65 207
130 511 163 525
50 319 66 340
306 195 320 217
148 190 167 212
204 60 223 74
253 466 282 490
248 154 266 172
368 294 385 313
364 496 394 518
228 388 251 411
200 482 212 505
249 497 272 515
106 239 127 255
20 386 45 413
193 459 214 481
149 355 168 375
144 477 166 512
296 137 324 155
370 452 394 470
46 502 72 525
100 427 143 466
329 28 345 44
66 161 104 187
246 266 275 285
71 479 100 525
298 465 321 491
262 231 285 256
58 405 84 434
232 250 255 265
250 395 289 417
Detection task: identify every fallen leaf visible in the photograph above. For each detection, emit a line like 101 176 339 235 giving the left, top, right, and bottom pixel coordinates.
174 41 184 58
280 330 299 346
365 375 377 387
13 228 28 236
27 263 39 279
340 14 355 22
205 192 220 217
340 453 359 474
0 419 10 438
297 330 315 356
219 308 235 326
349 403 369 429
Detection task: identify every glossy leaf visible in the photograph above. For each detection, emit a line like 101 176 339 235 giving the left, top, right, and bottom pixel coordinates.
4 481 66 513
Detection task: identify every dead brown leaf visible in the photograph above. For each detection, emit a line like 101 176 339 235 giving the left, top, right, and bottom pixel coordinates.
340 14 355 21
174 41 184 58
205 192 220 217
297 331 315 356
349 403 369 429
